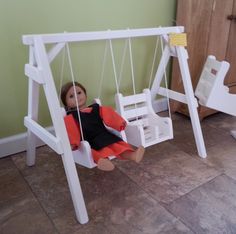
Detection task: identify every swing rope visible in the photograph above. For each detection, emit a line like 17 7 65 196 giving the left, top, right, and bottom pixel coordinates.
148 36 160 89
109 38 120 95
98 40 109 99
118 38 129 89
128 37 136 97
65 42 85 141
127 35 140 122
98 38 129 99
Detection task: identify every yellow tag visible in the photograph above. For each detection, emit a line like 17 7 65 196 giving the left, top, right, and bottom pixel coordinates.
169 33 187 47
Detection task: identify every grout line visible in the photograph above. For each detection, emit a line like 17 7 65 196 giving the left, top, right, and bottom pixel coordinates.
10 155 61 233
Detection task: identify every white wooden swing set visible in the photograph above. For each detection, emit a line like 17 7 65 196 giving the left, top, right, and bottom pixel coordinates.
22 26 207 224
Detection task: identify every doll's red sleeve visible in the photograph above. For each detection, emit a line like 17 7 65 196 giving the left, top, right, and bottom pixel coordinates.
99 106 127 131
64 114 81 149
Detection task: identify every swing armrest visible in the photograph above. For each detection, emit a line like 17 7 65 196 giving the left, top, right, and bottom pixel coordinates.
124 124 145 147
73 141 96 168
147 114 162 126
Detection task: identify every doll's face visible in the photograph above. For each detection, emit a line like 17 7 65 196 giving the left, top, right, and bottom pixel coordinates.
65 85 87 109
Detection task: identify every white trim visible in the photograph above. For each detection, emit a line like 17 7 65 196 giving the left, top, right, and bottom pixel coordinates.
0 98 167 158
0 127 54 158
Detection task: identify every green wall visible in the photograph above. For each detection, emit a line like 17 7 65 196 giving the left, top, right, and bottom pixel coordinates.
0 0 176 138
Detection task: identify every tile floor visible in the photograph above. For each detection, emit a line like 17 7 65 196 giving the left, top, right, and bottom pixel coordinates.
1 112 236 234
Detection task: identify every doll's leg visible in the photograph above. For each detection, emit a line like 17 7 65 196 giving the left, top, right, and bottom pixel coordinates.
97 158 115 171
92 149 115 171
120 146 145 163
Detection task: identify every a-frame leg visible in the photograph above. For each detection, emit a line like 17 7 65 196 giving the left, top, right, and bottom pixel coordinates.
26 80 40 166
150 44 207 158
26 46 40 166
176 47 207 158
28 36 89 224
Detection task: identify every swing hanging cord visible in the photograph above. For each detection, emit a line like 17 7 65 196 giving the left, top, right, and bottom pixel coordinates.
65 42 85 141
98 40 109 100
160 36 172 119
128 37 136 97
109 38 120 95
148 36 160 89
118 38 129 90
127 35 140 122
98 38 128 99
98 36 129 99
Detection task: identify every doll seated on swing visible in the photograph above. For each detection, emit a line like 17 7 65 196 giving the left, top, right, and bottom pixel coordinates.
61 81 145 171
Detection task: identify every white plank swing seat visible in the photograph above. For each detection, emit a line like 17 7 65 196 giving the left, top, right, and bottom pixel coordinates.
22 27 207 224
195 55 236 140
115 89 173 148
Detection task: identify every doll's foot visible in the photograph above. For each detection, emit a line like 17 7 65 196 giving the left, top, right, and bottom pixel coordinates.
97 158 115 171
122 146 145 163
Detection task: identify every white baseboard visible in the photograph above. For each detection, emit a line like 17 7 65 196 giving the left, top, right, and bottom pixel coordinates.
0 127 54 158
0 98 168 158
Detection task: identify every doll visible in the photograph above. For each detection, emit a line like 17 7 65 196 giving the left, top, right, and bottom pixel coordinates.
61 81 145 171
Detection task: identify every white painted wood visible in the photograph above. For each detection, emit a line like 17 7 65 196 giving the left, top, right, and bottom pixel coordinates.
157 87 188 104
176 47 207 158
124 107 149 120
23 27 184 45
195 56 235 116
25 64 44 84
26 46 40 166
48 42 65 63
115 89 173 148
195 56 236 141
24 117 62 154
73 141 96 168
119 93 147 106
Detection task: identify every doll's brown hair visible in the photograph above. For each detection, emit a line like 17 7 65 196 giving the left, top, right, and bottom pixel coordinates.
60 81 87 107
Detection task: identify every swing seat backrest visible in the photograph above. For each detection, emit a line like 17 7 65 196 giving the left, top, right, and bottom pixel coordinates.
115 89 154 125
195 55 236 116
195 55 230 107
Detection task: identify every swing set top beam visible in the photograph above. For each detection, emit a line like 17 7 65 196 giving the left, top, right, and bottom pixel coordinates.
22 26 184 45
